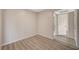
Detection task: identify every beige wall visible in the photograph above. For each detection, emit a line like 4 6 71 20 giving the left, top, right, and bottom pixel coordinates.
38 10 54 39
77 10 79 48
3 10 37 44
3 9 55 45
0 10 2 49
67 12 74 39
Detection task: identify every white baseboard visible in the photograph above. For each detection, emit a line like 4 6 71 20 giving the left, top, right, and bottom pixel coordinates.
1 34 53 46
38 34 54 40
1 34 37 46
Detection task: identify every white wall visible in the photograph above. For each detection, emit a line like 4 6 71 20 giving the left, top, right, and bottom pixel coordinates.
3 10 37 44
38 10 54 39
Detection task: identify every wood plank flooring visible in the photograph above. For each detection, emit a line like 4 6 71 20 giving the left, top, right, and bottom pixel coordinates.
2 35 76 50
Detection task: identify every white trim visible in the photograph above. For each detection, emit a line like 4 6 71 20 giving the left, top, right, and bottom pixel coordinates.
54 9 76 14
38 34 54 40
1 34 37 46
1 34 53 46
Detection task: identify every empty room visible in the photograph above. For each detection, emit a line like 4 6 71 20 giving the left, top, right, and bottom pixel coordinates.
0 9 79 50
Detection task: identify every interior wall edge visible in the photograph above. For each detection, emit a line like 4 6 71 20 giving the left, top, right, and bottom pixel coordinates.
0 10 2 49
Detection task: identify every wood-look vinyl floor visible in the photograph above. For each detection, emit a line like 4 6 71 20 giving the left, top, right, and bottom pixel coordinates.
2 35 75 50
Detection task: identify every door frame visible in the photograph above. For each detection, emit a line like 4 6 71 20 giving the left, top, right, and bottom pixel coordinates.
53 9 77 47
